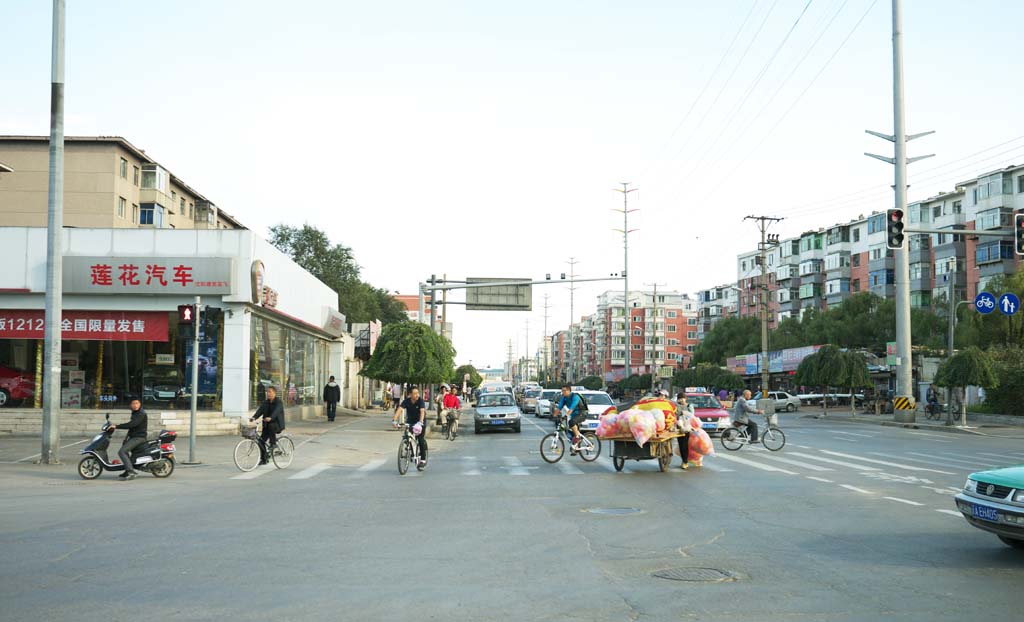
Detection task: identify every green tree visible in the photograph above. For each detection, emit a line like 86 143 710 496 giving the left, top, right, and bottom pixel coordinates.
452 364 483 389
692 317 760 366
794 345 847 416
956 272 1024 349
985 347 1024 417
933 346 999 424
362 322 456 384
269 224 407 325
673 363 743 392
578 376 603 391
839 350 872 416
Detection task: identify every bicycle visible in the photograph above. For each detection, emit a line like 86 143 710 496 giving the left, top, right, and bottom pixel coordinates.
382 392 393 411
720 415 785 452
397 423 426 475
540 414 601 463
441 408 459 441
924 401 942 421
233 422 295 471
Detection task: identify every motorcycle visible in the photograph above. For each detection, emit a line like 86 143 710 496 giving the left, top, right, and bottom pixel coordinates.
77 415 177 479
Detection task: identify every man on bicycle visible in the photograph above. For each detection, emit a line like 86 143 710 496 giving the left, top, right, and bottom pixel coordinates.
554 384 585 453
398 386 428 468
251 385 285 465
442 385 461 429
733 389 763 443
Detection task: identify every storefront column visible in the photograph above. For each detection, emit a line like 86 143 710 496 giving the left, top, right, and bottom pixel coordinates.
221 310 251 420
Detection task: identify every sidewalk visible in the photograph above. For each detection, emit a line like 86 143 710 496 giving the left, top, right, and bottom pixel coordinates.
797 407 1024 438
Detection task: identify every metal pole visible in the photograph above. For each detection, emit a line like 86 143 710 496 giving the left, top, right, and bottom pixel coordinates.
418 283 426 324
187 296 201 464
760 229 770 396
946 273 955 426
40 0 65 465
566 257 578 382
440 273 448 340
892 0 914 421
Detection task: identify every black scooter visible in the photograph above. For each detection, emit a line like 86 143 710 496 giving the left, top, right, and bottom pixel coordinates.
77 415 177 479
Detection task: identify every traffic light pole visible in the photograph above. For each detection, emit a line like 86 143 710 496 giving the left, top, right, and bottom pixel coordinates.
186 296 201 464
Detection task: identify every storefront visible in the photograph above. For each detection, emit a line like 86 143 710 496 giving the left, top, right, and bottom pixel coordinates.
0 227 347 425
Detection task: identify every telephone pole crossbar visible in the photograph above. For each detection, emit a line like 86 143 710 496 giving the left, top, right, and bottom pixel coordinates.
744 215 783 396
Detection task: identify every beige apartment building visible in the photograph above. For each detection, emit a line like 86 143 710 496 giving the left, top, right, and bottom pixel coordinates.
0 136 243 230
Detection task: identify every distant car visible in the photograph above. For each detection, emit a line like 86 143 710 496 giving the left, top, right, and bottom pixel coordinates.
474 392 521 433
686 392 731 435
0 365 35 407
521 388 542 414
955 465 1024 549
752 391 801 413
536 389 561 418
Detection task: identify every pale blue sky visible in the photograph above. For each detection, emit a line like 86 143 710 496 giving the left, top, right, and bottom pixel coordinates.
2 1 1021 367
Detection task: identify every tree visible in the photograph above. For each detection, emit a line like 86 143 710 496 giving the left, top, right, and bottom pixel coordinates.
934 347 999 425
839 350 872 416
794 345 846 416
452 364 483 389
269 224 407 325
673 363 743 392
985 347 1024 417
691 317 760 366
361 322 456 385
578 376 603 391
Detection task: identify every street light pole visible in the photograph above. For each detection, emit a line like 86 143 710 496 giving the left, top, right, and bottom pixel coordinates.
613 182 638 379
40 0 66 465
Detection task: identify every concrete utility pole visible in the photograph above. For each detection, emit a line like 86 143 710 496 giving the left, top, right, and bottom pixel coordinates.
745 215 783 396
506 340 514 383
440 273 448 340
186 297 201 464
41 0 66 465
865 0 934 422
524 320 530 380
566 257 578 382
613 183 638 379
542 293 550 383
645 283 666 392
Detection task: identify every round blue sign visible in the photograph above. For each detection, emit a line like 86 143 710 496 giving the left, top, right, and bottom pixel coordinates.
974 292 996 314
998 293 1020 316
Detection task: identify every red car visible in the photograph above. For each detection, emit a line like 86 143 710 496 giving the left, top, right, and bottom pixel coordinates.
0 366 36 407
686 392 732 435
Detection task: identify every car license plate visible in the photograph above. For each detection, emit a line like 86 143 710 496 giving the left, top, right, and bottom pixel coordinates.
489 420 503 425
971 503 1000 523
702 423 717 429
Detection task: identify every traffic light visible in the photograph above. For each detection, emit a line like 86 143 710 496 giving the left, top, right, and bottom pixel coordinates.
886 208 905 250
177 304 195 324
1015 213 1024 256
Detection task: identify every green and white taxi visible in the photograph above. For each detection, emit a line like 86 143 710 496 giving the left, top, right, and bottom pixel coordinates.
955 466 1024 549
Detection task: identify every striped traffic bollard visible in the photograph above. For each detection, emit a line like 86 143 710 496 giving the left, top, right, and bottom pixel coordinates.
893 396 916 423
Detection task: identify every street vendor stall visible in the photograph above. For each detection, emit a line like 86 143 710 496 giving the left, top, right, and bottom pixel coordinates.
596 396 715 473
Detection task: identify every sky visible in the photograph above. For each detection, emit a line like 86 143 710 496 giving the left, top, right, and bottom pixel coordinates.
3 1 1023 368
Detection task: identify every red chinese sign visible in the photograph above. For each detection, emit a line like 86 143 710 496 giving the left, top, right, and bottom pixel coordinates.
64 257 233 295
0 310 169 342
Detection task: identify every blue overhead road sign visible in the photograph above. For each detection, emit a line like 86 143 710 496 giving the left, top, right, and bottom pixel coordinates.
974 292 996 314
998 293 1020 316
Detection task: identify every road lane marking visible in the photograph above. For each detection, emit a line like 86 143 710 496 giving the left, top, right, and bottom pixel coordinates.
840 484 872 494
788 452 880 471
349 458 387 478
697 461 735 473
757 455 834 471
715 453 796 474
597 457 619 472
819 450 954 474
461 456 481 476
921 486 957 496
884 496 924 506
231 464 275 480
806 476 834 483
832 437 859 443
900 452 999 469
795 445 812 449
557 462 584 475
935 509 962 517
17 439 89 463
905 432 952 443
833 431 875 438
289 463 333 480
502 456 531 476
978 452 1024 462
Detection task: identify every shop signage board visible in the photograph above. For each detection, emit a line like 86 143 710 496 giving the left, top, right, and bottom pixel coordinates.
63 257 234 295
0 310 169 341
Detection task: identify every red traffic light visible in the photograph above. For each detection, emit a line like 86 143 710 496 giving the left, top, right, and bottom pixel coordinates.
1015 213 1024 256
886 208 906 250
177 304 194 324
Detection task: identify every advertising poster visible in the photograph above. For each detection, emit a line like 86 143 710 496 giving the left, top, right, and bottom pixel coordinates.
185 340 219 395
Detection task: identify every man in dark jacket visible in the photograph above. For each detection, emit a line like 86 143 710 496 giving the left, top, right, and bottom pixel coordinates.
116 398 148 480
323 376 341 422
251 386 285 465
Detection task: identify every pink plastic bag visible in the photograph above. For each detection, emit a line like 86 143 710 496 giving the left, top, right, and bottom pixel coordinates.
627 410 657 446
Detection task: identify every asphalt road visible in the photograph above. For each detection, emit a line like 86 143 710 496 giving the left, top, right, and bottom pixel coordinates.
1 410 1022 621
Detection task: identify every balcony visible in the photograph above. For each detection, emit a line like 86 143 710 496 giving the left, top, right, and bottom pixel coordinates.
868 256 894 273
825 265 851 280
870 283 895 299
826 290 851 306
910 275 932 292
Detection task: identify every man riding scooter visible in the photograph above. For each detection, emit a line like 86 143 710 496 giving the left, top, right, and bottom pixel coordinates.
114 398 148 480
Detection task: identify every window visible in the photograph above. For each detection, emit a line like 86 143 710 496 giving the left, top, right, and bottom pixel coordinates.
632 329 642 336
851 279 860 292
631 344 641 350
119 157 128 178
668 338 679 346
869 269 894 287
687 317 697 326
666 310 677 318
799 235 823 253
131 204 139 224
932 205 942 219
117 196 126 218
824 253 850 270
611 350 626 359
953 200 962 213
140 165 168 193
798 283 821 299
976 241 1014 265
686 345 695 353
852 228 861 243
612 322 625 331
188 202 194 219
852 254 861 267
869 244 885 261
935 259 957 276
180 197 186 215
741 261 747 271
171 191 177 206
799 260 822 276
667 325 677 333
976 208 1011 231
910 235 931 251
909 262 931 280
867 214 885 234
632 315 641 322
911 292 931 308
139 204 154 225
132 166 139 186
826 279 849 295
1018 175 1024 193
686 331 697 340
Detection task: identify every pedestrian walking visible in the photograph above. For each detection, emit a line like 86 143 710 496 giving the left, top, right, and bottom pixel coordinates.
323 375 341 422
674 392 694 469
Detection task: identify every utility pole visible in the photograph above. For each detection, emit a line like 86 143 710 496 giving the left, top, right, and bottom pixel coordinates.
524 320 530 381
865 0 934 422
506 340 514 383
745 216 783 397
41 0 66 465
645 283 666 392
542 294 550 384
440 273 448 340
613 182 638 379
566 257 578 382
186 297 201 464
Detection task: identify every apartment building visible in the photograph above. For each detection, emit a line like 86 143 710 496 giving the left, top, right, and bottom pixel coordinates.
697 284 739 340
0 136 243 231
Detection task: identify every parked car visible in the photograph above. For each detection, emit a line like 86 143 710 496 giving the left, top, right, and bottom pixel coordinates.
752 391 801 412
955 465 1024 549
142 368 184 405
536 389 561 418
0 365 36 407
521 388 542 414
474 392 521 433
686 391 731 435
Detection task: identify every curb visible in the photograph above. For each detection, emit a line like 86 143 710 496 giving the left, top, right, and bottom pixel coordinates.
800 412 1024 438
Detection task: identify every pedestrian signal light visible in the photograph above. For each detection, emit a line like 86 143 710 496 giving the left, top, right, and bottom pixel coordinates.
886 208 905 250
177 304 195 324
1015 213 1024 256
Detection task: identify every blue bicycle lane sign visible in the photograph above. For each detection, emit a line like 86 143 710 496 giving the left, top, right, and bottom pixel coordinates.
975 292 997 314
998 293 1020 316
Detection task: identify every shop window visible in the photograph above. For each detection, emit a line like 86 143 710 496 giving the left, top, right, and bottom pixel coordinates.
250 314 329 410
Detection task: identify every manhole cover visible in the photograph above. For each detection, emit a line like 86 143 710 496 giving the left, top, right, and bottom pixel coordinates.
584 507 644 516
653 567 737 583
